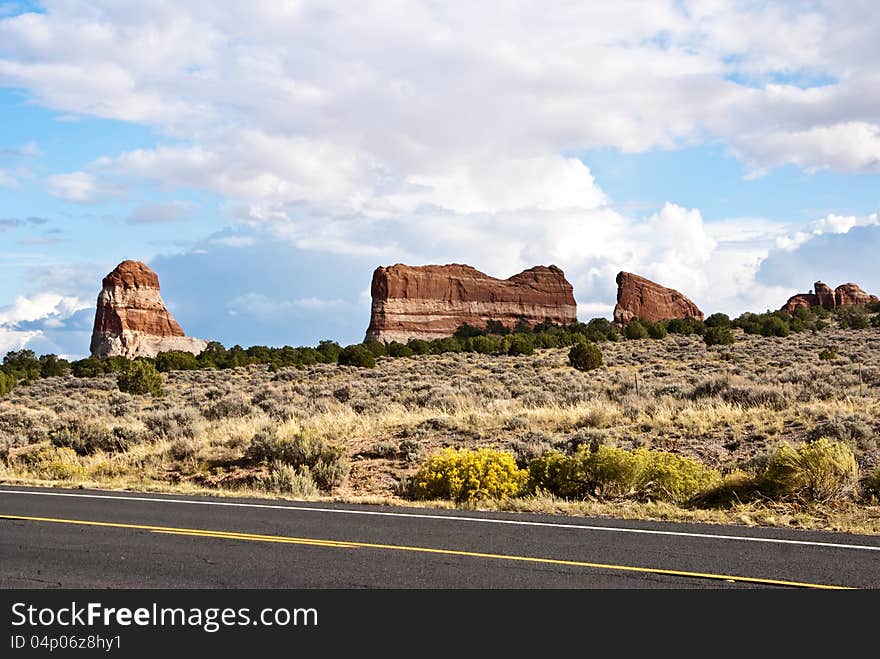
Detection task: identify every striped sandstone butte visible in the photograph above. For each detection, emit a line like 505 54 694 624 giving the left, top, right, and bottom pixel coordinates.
90 260 208 359
365 263 577 343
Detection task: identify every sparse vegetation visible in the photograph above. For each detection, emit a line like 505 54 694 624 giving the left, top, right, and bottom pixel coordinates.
2 318 880 533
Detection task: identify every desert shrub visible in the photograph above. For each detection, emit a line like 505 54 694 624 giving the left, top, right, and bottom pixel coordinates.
143 409 198 440
568 342 603 371
410 448 527 502
257 462 319 497
864 468 880 502
429 337 463 354
758 439 858 503
371 440 398 458
665 317 706 336
168 436 201 460
527 446 719 503
570 318 619 342
704 312 731 328
316 340 342 363
645 321 667 340
807 415 877 456
623 319 648 340
406 339 431 355
154 351 199 372
38 354 70 378
398 439 425 463
818 348 838 361
506 334 534 356
338 345 376 368
722 384 790 410
49 420 143 455
362 339 387 357
760 315 790 337
835 306 869 330
472 335 504 355
202 395 253 420
386 342 414 358
0 371 14 397
14 445 84 480
246 430 348 491
117 361 164 397
704 326 734 346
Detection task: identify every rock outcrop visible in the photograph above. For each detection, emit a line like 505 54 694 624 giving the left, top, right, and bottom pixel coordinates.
781 281 879 314
365 263 577 343
613 271 704 326
90 260 208 359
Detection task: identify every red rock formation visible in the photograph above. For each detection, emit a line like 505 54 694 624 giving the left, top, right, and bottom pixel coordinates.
781 281 879 314
365 264 577 343
612 271 704 326
90 260 208 358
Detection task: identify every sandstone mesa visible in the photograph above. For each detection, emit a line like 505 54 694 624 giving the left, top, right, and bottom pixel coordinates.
781 281 879 314
365 263 577 343
612 271 704 326
90 260 208 359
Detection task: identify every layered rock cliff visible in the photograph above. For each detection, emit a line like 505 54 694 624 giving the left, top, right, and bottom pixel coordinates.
782 281 879 314
613 271 704 326
365 264 577 343
90 260 208 359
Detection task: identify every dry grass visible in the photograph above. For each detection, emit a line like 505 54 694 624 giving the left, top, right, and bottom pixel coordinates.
2 326 880 534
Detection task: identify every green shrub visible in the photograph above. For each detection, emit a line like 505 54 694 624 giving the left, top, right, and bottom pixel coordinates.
760 315 790 337
864 468 880 502
835 306 869 330
758 439 858 503
0 371 15 397
568 342 603 371
506 334 534 356
818 348 837 361
623 319 648 340
527 446 719 503
807 415 876 456
337 345 376 368
429 337 463 354
386 341 414 358
50 420 144 455
665 317 706 336
704 326 734 346
246 430 349 491
705 313 731 328
316 340 342 363
143 409 198 440
645 321 667 340
39 354 70 378
472 335 503 355
406 339 431 355
362 339 387 357
154 351 199 372
410 448 527 502
117 361 164 397
257 462 319 497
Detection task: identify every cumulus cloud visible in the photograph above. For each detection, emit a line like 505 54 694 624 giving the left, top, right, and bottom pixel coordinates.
45 171 104 202
0 293 91 356
1 1 879 346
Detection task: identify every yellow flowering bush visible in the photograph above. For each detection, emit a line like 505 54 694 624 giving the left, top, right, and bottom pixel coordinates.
411 448 527 502
759 439 858 503
14 445 85 481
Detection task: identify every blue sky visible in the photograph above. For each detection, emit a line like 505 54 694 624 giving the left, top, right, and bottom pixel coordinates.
1 1 879 358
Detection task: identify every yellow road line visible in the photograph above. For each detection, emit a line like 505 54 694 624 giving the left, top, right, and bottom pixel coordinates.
0 514 854 589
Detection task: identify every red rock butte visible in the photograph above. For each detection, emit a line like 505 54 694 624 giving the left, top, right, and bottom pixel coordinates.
90 260 208 359
365 263 577 343
781 281 879 314
613 271 704 326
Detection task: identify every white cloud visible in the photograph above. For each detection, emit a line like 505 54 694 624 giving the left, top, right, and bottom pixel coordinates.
1 1 880 327
0 328 42 353
775 212 880 251
45 171 104 202
0 293 89 324
125 200 196 224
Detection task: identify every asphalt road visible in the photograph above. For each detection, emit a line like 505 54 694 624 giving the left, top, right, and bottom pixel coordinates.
1 485 878 589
